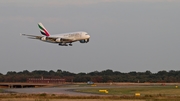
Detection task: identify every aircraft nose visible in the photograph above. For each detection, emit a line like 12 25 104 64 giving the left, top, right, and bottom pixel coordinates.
87 35 90 38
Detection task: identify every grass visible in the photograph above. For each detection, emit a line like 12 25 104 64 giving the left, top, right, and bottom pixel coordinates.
77 85 180 96
0 89 3 93
0 93 179 101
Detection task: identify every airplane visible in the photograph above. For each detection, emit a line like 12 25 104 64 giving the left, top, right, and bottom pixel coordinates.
21 23 90 46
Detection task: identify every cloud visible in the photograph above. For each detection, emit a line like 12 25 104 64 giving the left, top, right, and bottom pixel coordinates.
45 0 180 7
1 0 179 8
117 0 179 2
0 16 35 23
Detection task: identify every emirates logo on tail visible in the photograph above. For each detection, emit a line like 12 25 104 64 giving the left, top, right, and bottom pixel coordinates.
38 23 50 36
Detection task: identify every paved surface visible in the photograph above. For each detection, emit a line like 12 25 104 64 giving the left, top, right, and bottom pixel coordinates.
6 87 97 96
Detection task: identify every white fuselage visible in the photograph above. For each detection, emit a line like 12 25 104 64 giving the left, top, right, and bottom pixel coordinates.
51 31 90 42
41 31 90 45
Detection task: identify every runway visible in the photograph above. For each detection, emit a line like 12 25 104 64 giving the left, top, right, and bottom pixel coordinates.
6 87 97 96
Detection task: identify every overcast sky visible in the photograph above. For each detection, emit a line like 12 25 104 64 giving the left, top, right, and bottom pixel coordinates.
0 0 180 74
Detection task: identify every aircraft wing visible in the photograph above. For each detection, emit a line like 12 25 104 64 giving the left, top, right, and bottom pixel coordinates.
47 37 76 43
21 34 75 43
21 34 44 39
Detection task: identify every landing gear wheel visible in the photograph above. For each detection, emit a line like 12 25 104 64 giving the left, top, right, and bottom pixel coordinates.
59 43 62 46
59 43 68 46
69 43 72 46
64 43 68 46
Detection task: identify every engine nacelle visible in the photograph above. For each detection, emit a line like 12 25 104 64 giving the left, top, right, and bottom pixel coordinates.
56 38 61 42
79 38 89 43
41 36 46 41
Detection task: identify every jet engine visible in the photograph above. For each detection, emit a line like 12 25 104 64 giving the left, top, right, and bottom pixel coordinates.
41 36 46 41
79 38 89 43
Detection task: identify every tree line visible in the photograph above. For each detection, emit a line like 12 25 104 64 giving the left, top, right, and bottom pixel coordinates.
0 69 180 83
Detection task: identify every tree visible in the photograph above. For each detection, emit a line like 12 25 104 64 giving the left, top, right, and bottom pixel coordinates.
1 69 180 83
145 70 152 75
101 69 114 75
6 71 16 75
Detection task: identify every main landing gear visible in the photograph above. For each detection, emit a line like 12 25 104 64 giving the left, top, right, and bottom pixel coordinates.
58 43 73 46
69 43 72 46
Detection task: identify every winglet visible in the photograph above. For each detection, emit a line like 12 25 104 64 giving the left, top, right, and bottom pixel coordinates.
38 23 50 36
20 33 27 36
20 33 26 36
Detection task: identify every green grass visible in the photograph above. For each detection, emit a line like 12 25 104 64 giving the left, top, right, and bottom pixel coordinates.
0 89 4 93
77 86 180 96
75 86 180 100
0 91 180 101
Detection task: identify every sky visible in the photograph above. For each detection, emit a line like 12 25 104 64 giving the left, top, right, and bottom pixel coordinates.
0 0 180 74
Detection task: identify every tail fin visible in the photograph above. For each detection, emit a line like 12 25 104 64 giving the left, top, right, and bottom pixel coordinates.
38 22 50 36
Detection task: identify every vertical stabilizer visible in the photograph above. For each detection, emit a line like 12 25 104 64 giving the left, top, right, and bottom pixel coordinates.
38 23 50 36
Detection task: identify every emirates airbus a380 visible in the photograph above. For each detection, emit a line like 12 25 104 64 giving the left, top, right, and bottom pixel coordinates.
21 23 90 46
